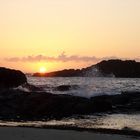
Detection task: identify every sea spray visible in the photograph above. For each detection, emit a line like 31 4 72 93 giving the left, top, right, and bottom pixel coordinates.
27 77 140 98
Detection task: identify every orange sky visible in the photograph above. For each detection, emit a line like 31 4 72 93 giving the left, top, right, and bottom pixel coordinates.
0 0 140 73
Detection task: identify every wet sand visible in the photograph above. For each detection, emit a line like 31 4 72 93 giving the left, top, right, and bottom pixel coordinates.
0 127 139 140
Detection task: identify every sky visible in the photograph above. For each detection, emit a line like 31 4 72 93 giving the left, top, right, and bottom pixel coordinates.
0 0 140 73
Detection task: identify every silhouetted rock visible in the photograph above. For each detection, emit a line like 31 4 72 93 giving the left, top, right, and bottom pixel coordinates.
96 59 140 78
0 89 112 120
21 83 44 92
55 85 79 91
33 59 140 78
0 67 27 88
0 88 140 120
34 69 82 77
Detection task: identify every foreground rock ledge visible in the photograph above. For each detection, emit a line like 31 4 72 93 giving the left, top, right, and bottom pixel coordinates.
0 67 27 88
0 89 140 120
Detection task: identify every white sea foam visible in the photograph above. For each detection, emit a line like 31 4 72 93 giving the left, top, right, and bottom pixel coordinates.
27 77 140 98
14 85 30 92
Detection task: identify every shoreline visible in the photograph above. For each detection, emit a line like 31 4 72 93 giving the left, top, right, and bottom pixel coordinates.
0 126 139 140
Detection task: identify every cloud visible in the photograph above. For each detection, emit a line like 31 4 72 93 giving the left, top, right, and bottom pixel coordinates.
4 53 100 62
4 52 139 63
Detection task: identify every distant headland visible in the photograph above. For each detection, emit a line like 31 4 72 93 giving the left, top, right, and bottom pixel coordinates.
33 59 140 78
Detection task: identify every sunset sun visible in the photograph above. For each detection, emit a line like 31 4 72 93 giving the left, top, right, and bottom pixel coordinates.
39 67 47 73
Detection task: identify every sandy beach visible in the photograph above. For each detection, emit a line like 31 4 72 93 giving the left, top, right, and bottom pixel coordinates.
0 127 138 140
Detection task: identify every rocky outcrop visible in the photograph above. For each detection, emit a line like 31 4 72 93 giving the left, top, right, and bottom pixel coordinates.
0 67 27 88
0 90 112 120
55 85 79 91
0 89 140 120
34 69 82 77
96 60 140 78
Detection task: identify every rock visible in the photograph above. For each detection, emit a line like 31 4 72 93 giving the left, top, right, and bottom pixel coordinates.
55 85 72 91
33 69 81 77
55 85 79 91
0 89 140 120
17 95 105 119
0 67 27 88
96 59 140 78
0 90 112 120
20 83 44 92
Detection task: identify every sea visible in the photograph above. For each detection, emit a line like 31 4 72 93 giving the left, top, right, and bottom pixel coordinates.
28 77 140 98
1 77 140 138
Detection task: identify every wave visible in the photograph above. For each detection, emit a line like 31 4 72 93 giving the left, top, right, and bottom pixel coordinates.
15 83 140 99
14 83 45 92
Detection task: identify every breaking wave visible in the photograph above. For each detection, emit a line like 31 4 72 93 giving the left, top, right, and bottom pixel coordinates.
24 77 140 98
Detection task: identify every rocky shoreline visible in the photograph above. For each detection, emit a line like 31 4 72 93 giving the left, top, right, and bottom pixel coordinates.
0 66 140 121
0 88 140 121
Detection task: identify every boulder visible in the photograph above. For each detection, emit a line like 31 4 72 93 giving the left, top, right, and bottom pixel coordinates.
0 67 27 88
55 85 79 91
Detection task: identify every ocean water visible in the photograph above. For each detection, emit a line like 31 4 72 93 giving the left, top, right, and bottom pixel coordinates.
27 77 140 98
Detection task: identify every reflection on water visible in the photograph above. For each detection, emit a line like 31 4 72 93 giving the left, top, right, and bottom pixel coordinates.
73 114 140 131
0 114 140 132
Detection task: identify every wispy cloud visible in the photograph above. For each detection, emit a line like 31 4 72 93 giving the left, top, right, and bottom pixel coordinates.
4 52 139 63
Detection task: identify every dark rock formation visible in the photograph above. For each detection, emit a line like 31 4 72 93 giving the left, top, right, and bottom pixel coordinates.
21 83 44 92
33 59 140 78
96 59 140 78
0 88 140 120
55 85 79 91
0 67 27 88
0 90 112 120
34 69 82 77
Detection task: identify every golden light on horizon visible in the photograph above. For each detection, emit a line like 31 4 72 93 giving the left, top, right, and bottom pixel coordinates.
39 66 47 73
